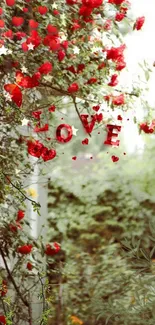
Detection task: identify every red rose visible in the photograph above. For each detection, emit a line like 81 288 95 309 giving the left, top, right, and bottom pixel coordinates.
87 78 97 84
115 12 125 21
38 6 48 15
112 94 125 105
0 20 5 28
82 0 103 8
140 122 154 134
49 38 61 51
66 0 78 4
106 44 126 61
108 0 125 4
34 123 49 133
32 110 42 119
17 245 33 255
0 315 6 324
116 59 126 71
57 50 66 62
79 6 93 16
48 105 56 112
77 64 85 73
45 243 61 256
46 24 59 35
9 224 18 233
27 140 44 158
2 29 13 39
38 62 52 75
27 262 33 270
12 17 24 27
6 0 15 6
134 16 145 31
29 19 38 29
108 74 118 87
68 83 79 93
41 147 56 161
53 9 60 15
16 210 25 222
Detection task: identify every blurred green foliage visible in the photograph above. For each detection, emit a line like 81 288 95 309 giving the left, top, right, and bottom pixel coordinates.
47 137 155 325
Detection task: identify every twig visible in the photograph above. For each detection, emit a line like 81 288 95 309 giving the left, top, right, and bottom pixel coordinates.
2 173 40 207
0 247 29 307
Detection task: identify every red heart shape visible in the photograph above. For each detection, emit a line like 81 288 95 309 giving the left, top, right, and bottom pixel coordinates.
12 16 24 26
82 138 89 145
41 148 56 161
111 155 119 162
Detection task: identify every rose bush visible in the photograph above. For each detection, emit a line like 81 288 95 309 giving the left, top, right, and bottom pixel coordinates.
0 0 151 324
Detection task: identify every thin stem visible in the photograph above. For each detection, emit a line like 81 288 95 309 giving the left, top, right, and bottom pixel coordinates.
2 173 40 207
0 247 29 307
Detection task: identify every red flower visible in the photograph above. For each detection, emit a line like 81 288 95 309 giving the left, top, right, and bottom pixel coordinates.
108 0 125 4
66 0 78 4
98 62 106 70
53 9 60 15
61 40 69 50
49 38 61 51
104 19 112 30
16 31 27 40
0 20 5 28
17 245 33 255
115 12 125 21
27 262 33 270
38 62 52 74
140 122 154 134
82 0 103 8
108 74 118 87
44 243 61 256
111 155 119 162
116 59 126 71
87 78 97 84
27 140 44 158
48 105 56 112
47 24 59 35
12 17 24 27
77 64 85 73
41 147 56 161
29 19 38 29
9 224 18 233
106 44 126 61
72 156 77 160
0 315 6 324
6 0 15 6
134 16 145 31
2 29 13 39
79 6 93 16
34 123 49 133
112 94 125 105
117 114 123 120
32 110 42 119
68 83 79 93
0 8 2 15
58 50 66 62
16 210 25 222
38 6 48 15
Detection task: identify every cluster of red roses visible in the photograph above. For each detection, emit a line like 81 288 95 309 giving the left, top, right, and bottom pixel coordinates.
140 122 155 134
